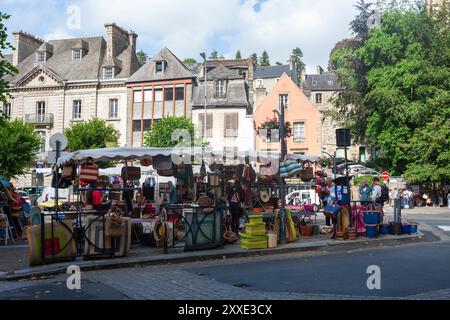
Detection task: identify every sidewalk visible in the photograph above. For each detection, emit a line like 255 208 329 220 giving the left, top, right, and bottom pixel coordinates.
0 231 423 281
383 206 450 215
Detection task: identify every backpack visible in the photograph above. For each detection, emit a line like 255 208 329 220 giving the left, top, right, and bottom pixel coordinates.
380 185 389 203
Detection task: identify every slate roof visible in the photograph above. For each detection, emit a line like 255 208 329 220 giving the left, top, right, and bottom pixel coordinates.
186 63 202 76
5 36 140 85
127 47 194 83
192 80 249 108
202 64 243 80
206 58 251 69
254 64 292 79
302 72 343 91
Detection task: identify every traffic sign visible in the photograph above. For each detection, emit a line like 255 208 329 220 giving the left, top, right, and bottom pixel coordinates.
381 172 390 181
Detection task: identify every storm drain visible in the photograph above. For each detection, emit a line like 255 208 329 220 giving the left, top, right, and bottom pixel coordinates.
233 283 251 288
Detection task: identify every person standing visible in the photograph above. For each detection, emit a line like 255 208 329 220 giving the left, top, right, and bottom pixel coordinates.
227 179 244 234
447 191 450 210
359 179 372 206
323 179 336 227
370 177 383 208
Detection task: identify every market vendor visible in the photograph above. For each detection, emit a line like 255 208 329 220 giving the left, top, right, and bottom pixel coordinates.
359 179 372 206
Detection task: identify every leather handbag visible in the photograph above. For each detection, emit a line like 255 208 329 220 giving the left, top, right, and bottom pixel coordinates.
223 225 238 244
157 168 175 177
152 155 172 170
61 165 75 178
197 195 213 208
300 162 314 181
80 160 99 183
121 166 141 181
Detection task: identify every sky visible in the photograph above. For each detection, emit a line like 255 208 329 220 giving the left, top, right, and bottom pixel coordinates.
1 0 359 74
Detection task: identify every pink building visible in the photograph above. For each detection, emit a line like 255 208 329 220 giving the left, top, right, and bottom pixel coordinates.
254 73 322 156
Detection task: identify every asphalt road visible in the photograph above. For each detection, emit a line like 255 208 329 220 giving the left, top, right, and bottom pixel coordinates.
187 241 450 297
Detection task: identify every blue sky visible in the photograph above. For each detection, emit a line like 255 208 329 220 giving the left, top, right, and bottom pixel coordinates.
1 0 358 73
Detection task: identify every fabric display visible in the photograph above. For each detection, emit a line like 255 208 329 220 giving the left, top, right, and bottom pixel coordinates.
280 160 302 179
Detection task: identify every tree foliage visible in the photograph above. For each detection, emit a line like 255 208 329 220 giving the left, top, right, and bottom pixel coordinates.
235 50 242 59
209 49 218 60
136 50 148 67
259 50 270 66
329 1 450 184
0 119 41 179
0 12 18 119
183 58 197 65
64 118 120 151
291 47 306 84
144 116 204 148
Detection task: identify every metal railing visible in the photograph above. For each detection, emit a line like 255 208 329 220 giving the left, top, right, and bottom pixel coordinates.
25 113 54 125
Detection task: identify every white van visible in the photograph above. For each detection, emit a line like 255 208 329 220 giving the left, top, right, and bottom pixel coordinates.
286 189 321 210
36 186 71 205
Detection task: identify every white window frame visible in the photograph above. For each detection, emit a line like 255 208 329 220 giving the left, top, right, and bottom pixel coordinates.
155 61 165 74
256 79 264 88
36 52 46 64
293 122 306 142
72 100 82 119
104 67 114 79
215 80 226 98
72 49 82 61
279 94 288 109
109 98 119 119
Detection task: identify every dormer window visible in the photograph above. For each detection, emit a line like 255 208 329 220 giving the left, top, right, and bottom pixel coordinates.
155 61 165 74
37 52 46 64
72 49 82 61
215 80 226 98
104 67 114 79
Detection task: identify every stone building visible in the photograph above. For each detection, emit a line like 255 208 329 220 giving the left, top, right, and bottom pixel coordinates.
2 23 140 187
192 63 253 153
302 66 368 162
126 47 196 146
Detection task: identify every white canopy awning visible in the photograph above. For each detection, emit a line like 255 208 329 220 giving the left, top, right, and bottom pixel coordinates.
56 147 320 167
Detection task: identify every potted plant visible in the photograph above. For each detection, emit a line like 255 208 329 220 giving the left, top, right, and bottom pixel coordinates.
257 117 292 141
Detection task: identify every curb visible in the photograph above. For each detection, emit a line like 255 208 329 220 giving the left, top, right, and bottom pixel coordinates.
0 233 423 282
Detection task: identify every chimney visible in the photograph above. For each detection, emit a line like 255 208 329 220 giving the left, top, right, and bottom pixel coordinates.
316 65 324 75
255 88 267 112
12 31 44 66
105 23 131 59
128 31 137 53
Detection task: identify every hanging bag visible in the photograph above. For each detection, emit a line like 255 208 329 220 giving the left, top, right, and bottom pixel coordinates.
80 159 99 184
121 166 141 181
300 162 314 181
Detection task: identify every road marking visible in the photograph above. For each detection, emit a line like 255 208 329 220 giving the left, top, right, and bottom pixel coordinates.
438 226 450 232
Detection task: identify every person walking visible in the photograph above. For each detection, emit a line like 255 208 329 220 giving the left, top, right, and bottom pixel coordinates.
322 178 336 227
227 179 244 234
370 177 383 208
359 179 372 206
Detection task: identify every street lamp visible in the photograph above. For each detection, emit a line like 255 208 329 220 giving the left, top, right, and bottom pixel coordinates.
200 52 207 145
273 107 287 244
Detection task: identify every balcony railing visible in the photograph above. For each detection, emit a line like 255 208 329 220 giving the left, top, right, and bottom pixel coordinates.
25 113 54 126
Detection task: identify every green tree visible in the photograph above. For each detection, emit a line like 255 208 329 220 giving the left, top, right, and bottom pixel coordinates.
136 50 148 67
329 1 450 184
259 50 270 66
235 50 242 59
0 119 41 179
64 118 120 151
291 47 306 84
183 58 197 65
144 116 204 148
209 49 218 60
0 12 18 120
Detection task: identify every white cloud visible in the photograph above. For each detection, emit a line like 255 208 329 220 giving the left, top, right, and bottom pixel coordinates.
5 0 359 73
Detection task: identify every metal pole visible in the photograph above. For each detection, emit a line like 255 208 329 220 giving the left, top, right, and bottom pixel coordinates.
204 59 207 146
279 105 286 244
